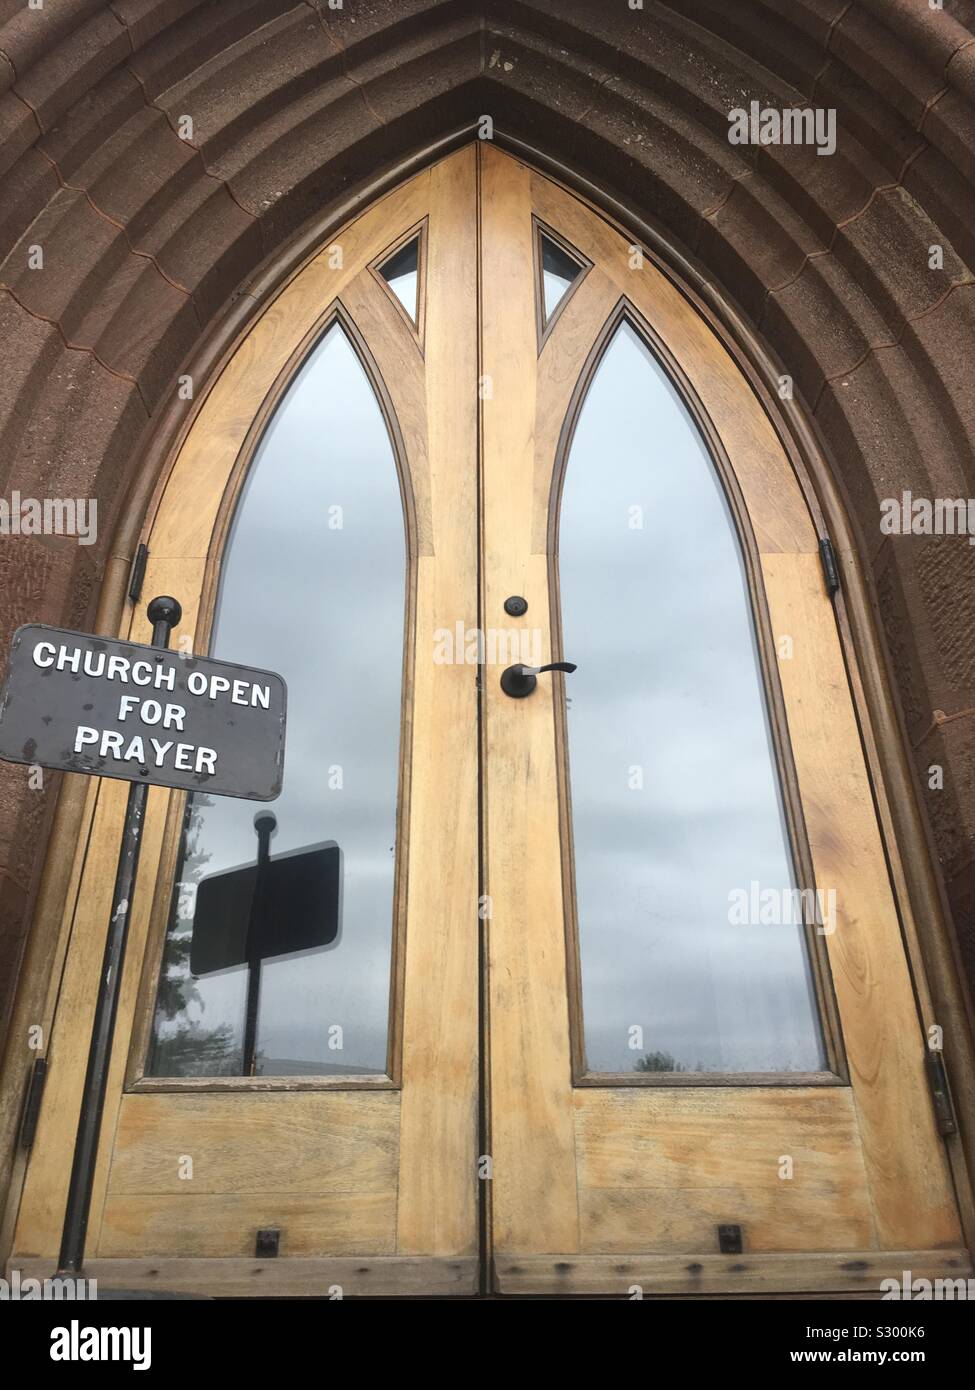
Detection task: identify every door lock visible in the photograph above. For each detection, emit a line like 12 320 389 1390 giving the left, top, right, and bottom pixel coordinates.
500 661 577 698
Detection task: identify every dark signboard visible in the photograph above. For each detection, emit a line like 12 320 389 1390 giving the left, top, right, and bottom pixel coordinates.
190 841 342 976
0 624 286 801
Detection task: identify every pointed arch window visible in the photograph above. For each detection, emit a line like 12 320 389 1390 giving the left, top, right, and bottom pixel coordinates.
556 315 829 1076
146 321 409 1079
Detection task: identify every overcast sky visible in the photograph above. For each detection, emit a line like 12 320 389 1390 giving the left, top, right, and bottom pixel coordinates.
559 322 825 1073
151 324 404 1075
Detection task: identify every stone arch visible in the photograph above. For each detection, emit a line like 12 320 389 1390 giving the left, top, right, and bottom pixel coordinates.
1 0 974 1194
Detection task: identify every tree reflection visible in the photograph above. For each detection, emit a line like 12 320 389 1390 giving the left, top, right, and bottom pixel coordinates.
634 1050 690 1073
148 794 242 1076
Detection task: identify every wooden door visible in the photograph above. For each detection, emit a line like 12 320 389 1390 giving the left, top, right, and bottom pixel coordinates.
9 143 968 1300
478 145 967 1297
12 148 481 1298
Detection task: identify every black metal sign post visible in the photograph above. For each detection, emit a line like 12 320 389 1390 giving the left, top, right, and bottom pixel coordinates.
56 596 180 1276
242 811 276 1077
0 602 289 1284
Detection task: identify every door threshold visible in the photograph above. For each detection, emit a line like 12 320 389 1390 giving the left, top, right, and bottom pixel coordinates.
492 1249 973 1298
10 1255 479 1299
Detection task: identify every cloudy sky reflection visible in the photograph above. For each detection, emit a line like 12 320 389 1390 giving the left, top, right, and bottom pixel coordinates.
559 321 826 1074
149 325 403 1076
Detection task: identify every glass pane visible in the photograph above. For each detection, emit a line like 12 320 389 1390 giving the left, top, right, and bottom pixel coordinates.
378 236 419 322
559 320 826 1075
540 232 582 322
147 323 406 1078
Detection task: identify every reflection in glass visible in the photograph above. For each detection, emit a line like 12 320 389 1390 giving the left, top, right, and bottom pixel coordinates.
147 323 406 1077
378 236 419 323
559 320 826 1075
540 232 583 322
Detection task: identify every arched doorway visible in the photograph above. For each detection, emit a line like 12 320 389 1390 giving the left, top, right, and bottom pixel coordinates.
9 144 966 1297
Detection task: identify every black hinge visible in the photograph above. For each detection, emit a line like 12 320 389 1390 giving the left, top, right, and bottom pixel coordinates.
128 542 149 603
925 1048 958 1137
717 1223 743 1254
255 1228 280 1258
19 1057 48 1150
819 536 840 597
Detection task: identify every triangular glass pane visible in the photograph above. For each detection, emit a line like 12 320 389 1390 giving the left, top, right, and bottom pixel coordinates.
540 232 583 322
378 236 419 323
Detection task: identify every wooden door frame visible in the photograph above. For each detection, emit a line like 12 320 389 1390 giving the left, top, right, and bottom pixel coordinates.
4 147 482 1294
547 294 845 1091
2 131 973 1287
478 142 970 1294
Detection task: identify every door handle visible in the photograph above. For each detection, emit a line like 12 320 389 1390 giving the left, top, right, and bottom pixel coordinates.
500 661 577 699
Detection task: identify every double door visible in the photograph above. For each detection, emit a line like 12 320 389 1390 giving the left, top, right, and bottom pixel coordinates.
11 144 964 1297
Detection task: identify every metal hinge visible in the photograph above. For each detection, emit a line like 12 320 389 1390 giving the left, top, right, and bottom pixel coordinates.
19 1057 48 1150
925 1048 958 1137
819 536 840 597
717 1223 743 1254
255 1228 280 1258
128 542 149 603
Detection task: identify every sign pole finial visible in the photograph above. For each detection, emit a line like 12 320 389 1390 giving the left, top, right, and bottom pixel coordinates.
147 594 182 642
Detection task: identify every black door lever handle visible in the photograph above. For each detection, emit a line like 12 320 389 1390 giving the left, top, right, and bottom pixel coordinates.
500 661 577 698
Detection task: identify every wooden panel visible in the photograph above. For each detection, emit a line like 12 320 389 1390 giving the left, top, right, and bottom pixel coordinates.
338 271 434 553
12 558 205 1257
148 172 430 561
528 169 816 557
11 776 173 1258
14 1256 479 1298
576 1087 864 1188
12 142 966 1294
764 551 962 1250
496 1249 973 1297
480 146 579 1254
576 1088 872 1253
395 145 480 1255
580 1188 869 1255
99 1192 396 1257
12 148 480 1278
482 144 963 1286
107 1091 399 1195
530 266 619 549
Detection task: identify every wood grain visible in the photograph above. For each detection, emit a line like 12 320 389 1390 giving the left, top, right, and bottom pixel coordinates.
764 551 962 1249
15 1255 479 1298
11 143 964 1297
576 1087 873 1253
480 146 580 1255
394 144 480 1256
99 1192 396 1258
107 1091 398 1196
482 144 963 1283
496 1249 973 1297
528 169 815 557
11 149 481 1285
